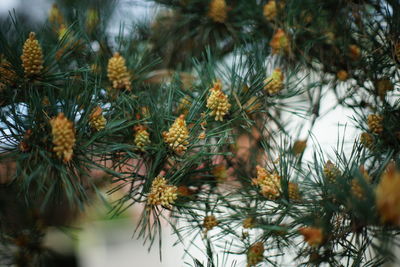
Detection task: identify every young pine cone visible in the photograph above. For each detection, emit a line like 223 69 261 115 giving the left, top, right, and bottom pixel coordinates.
323 160 341 183
89 106 106 131
376 163 400 226
263 0 277 21
50 113 76 162
349 166 370 200
348 44 361 61
21 32 44 78
270 29 289 54
247 242 264 267
351 179 364 199
299 227 324 247
177 95 192 115
147 176 178 209
292 139 307 155
367 114 383 134
288 182 301 201
264 68 284 94
134 125 150 152
337 70 348 81
243 217 256 229
206 80 231 121
163 114 189 154
360 132 374 150
203 215 219 233
208 0 228 23
107 52 132 91
252 165 281 200
375 79 393 100
48 3 63 26
0 58 17 86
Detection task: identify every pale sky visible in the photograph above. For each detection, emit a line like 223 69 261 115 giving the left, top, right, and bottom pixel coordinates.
0 0 17 13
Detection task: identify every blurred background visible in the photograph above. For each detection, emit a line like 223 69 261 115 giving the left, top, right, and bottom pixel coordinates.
0 0 358 266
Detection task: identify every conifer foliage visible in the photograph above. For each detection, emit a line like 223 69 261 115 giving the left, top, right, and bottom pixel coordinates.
1 0 400 266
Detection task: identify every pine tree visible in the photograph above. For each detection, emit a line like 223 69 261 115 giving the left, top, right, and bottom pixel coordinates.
1 0 400 266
